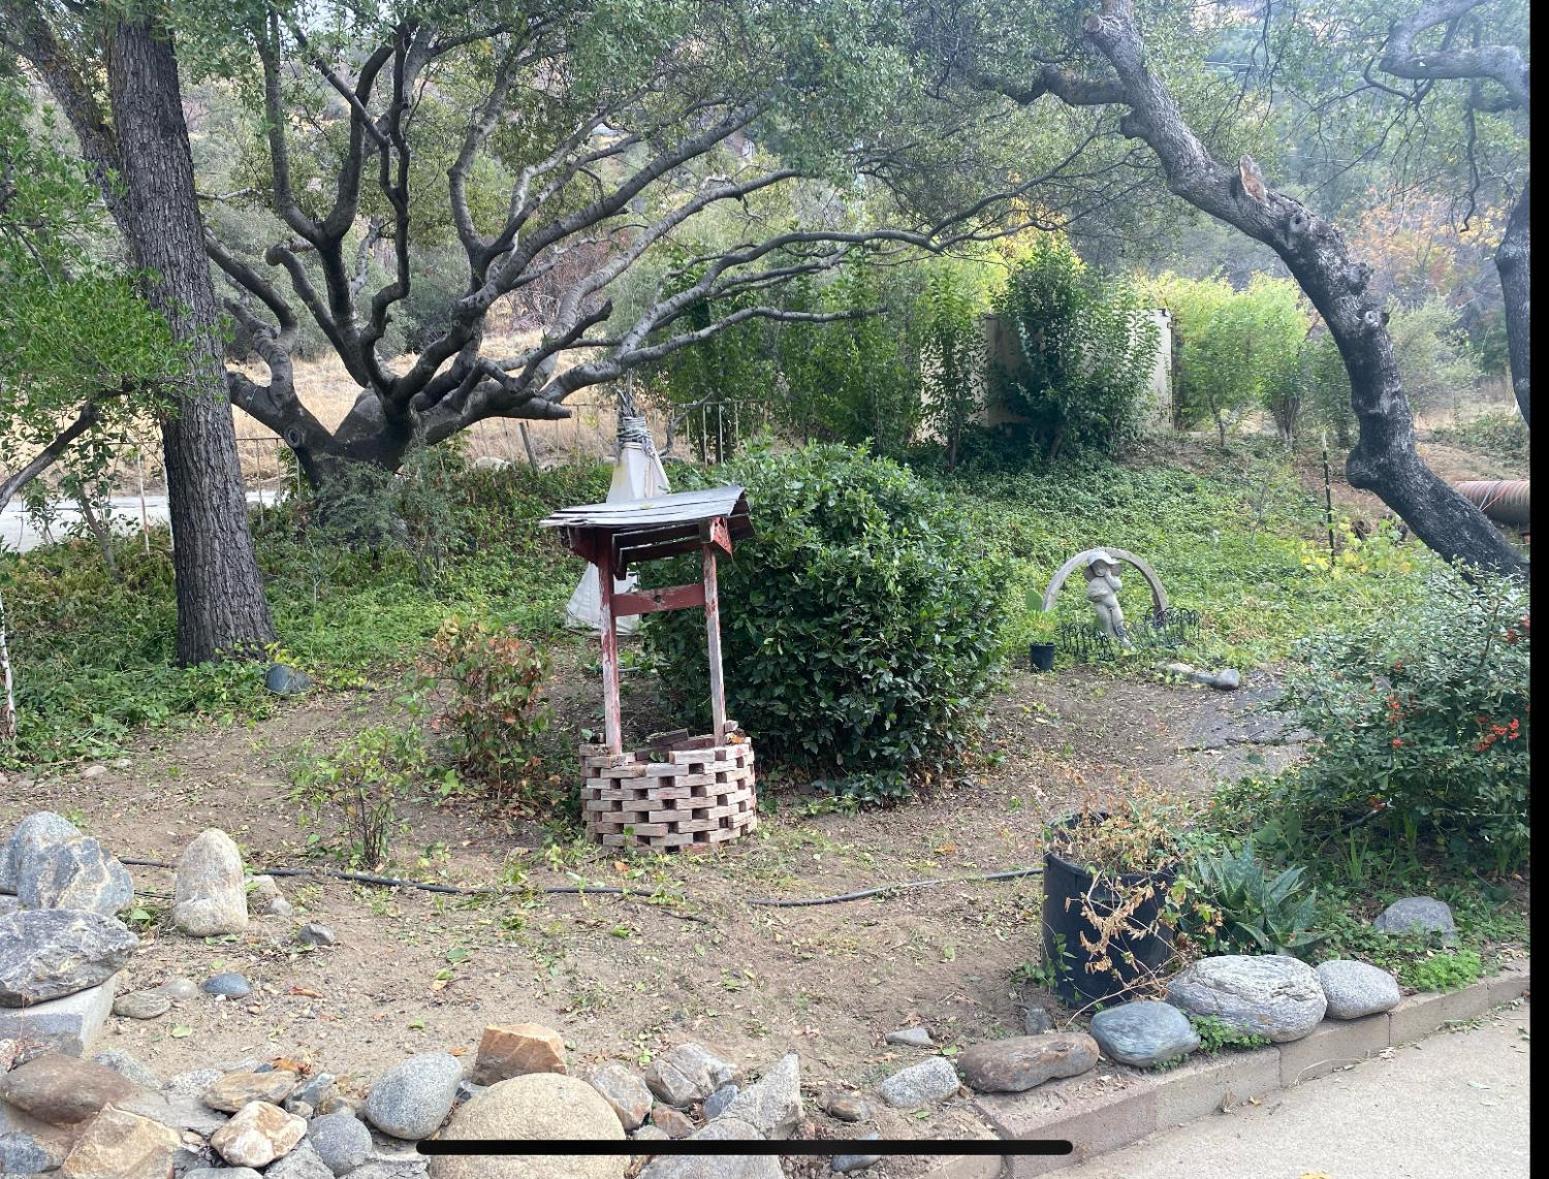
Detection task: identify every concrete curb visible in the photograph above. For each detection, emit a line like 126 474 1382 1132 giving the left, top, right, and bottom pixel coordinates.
920 958 1529 1178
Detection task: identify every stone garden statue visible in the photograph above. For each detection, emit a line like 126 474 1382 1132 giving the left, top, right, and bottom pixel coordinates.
1083 551 1131 647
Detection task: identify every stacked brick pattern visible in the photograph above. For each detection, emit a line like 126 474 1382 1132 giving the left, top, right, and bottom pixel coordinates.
581 733 757 851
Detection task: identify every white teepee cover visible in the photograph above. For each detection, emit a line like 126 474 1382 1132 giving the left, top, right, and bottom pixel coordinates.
565 419 671 634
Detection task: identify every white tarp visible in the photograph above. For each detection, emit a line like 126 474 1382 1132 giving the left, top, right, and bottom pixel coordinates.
564 421 671 634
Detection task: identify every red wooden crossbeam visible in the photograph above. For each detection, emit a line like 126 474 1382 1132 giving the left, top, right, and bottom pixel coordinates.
613 583 707 617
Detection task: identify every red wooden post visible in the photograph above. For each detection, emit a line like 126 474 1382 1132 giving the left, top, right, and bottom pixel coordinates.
702 542 727 745
596 556 624 754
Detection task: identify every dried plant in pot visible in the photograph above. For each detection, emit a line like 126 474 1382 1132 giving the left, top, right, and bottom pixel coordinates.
1041 784 1193 1009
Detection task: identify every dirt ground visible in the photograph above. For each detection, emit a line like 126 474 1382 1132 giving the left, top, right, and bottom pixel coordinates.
1 655 1306 1172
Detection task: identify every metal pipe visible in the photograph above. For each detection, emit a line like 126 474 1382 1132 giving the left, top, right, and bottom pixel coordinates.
1455 480 1531 527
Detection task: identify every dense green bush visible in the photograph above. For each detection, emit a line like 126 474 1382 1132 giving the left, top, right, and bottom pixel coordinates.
643 444 1006 789
1274 567 1529 871
991 236 1156 460
1146 272 1308 444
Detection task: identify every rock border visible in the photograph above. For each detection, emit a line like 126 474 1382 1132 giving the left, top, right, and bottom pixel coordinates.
921 958 1529 1178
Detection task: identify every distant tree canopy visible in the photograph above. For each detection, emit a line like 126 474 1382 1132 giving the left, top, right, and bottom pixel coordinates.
179 0 1141 486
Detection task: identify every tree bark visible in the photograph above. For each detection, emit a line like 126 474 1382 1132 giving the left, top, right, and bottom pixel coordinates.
106 18 276 662
1496 179 1530 426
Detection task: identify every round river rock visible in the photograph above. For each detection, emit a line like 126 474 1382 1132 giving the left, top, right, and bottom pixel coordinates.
429 1073 624 1179
1090 1000 1200 1068
1166 954 1327 1043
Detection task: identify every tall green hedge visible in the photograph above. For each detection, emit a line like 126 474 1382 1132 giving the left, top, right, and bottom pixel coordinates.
643 444 1006 790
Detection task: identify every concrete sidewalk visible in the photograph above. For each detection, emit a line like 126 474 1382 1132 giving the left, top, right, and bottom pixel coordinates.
1057 1001 1530 1179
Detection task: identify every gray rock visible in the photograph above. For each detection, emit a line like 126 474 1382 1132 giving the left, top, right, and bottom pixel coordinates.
164 1067 224 1101
878 1057 959 1108
957 1033 1099 1093
173 829 249 937
717 1053 800 1138
308 1110 372 1175
293 1071 337 1110
115 1090 231 1137
345 1164 430 1179
1373 897 1456 939
0 894 18 917
0 909 137 1005
269 1138 335 1179
248 875 294 918
0 813 81 896
633 1124 670 1141
587 1062 653 1131
296 922 337 947
202 971 252 999
156 976 199 1002
1090 1000 1201 1068
266 664 312 696
1210 668 1242 691
884 1027 933 1049
637 1117 781 1179
0 1119 70 1174
1167 954 1327 1043
1021 1005 1054 1035
16 836 133 916
186 1171 263 1179
0 974 118 1054
702 1082 738 1120
643 1042 739 1107
832 1134 881 1174
113 988 172 1020
364 1052 463 1140
92 1047 162 1090
1316 960 1402 1019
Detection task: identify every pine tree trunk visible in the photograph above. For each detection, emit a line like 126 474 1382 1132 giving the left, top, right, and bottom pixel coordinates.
107 18 276 663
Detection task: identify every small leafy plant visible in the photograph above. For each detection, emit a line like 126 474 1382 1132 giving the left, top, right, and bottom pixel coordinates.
291 725 433 869
1190 1014 1271 1053
429 616 550 805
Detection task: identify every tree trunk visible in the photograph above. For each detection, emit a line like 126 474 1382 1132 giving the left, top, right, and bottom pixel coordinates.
1496 179 1530 427
107 19 276 662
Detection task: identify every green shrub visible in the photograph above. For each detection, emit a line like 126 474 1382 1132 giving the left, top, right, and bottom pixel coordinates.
643 443 1006 787
429 616 550 805
1274 567 1530 871
291 724 441 869
1146 272 1308 444
776 268 923 459
991 236 1156 460
1181 840 1323 957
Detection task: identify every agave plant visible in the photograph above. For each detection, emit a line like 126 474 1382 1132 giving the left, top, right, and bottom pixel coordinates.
1185 839 1324 958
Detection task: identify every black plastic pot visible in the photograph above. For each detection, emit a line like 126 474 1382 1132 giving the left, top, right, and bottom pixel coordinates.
1028 642 1056 672
1042 824 1177 1007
